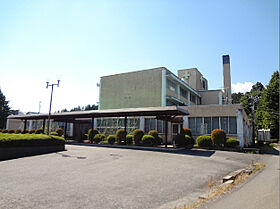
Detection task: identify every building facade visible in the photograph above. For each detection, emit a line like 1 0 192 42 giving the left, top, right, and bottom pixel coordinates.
98 55 252 147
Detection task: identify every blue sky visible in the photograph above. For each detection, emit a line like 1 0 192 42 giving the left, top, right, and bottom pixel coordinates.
0 0 278 113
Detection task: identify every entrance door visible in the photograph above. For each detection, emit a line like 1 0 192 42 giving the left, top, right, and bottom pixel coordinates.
172 123 183 137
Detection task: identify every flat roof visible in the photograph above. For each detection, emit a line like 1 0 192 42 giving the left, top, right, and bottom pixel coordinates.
8 106 189 121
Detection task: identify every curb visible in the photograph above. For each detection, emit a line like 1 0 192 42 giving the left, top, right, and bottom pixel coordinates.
66 142 186 153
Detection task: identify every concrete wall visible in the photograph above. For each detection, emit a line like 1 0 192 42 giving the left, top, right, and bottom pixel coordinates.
178 68 208 91
198 90 222 105
100 68 163 110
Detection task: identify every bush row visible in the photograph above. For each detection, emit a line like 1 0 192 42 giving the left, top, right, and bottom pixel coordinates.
196 129 240 148
85 128 163 146
0 133 65 148
0 128 64 136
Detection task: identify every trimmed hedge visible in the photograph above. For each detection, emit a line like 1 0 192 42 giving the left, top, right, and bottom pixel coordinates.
56 128 64 136
148 130 162 145
8 129 15 134
94 134 105 143
0 133 65 148
107 135 116 144
173 134 193 148
35 128 43 134
116 129 126 145
211 129 226 146
132 129 144 145
126 135 133 144
225 138 240 148
180 128 193 138
29 129 36 134
50 132 58 136
2 130 8 133
88 129 99 142
142 135 155 146
196 135 212 147
15 129 22 134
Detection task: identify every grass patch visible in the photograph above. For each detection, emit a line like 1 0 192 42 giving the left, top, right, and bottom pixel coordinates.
174 162 265 209
0 133 65 148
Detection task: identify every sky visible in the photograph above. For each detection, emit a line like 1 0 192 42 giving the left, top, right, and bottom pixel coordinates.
0 0 279 113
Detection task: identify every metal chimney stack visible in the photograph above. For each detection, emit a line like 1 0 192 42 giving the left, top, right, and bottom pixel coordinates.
223 55 232 104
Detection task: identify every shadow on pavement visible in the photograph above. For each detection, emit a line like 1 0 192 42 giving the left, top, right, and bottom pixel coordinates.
66 142 216 157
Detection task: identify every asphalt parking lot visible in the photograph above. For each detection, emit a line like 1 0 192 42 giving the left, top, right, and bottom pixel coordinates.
0 145 261 209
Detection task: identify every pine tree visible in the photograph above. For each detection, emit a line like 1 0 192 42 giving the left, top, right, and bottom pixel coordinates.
0 89 11 129
256 71 279 138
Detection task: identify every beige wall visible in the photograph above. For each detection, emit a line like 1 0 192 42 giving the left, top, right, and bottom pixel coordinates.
199 90 221 105
100 68 163 110
178 68 208 91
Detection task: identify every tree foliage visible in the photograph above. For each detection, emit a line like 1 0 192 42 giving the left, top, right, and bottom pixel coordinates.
256 71 279 138
239 82 264 119
232 92 244 104
0 89 11 129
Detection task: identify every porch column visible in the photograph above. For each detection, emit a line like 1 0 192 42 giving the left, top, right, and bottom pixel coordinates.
165 116 168 148
124 116 127 144
64 122 68 139
139 116 144 130
237 109 244 147
42 119 46 133
91 117 94 130
183 116 189 128
24 119 27 133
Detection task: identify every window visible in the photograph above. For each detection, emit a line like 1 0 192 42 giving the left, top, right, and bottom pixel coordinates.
180 88 188 99
167 79 177 92
229 117 237 134
189 117 196 134
144 118 156 133
204 117 211 134
190 94 196 103
212 117 219 130
157 119 166 134
195 117 202 134
221 117 228 134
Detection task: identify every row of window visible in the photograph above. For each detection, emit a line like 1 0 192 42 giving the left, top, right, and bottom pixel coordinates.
189 116 237 135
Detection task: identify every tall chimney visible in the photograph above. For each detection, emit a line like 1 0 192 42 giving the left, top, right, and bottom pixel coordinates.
223 55 232 104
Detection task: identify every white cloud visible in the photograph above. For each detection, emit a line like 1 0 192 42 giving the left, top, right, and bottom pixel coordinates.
232 82 253 93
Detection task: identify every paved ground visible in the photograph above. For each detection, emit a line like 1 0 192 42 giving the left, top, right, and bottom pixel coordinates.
198 154 279 209
0 145 261 209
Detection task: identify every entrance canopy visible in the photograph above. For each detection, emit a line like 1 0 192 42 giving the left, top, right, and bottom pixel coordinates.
8 106 189 123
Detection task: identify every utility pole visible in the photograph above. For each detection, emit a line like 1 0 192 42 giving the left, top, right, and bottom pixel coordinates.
39 101 41 113
250 96 260 146
46 80 60 135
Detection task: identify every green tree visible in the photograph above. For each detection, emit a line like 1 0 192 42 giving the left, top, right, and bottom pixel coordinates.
0 89 11 129
256 71 279 138
240 82 264 119
232 92 244 104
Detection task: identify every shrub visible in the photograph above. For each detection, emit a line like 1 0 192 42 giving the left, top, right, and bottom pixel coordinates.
50 132 58 136
211 129 226 147
56 128 64 136
185 135 194 148
148 130 162 145
225 138 240 148
196 135 212 147
126 135 133 144
0 129 2 132
180 128 193 137
94 134 105 143
142 135 155 146
35 128 43 134
23 129 29 134
116 129 126 145
88 129 99 143
29 129 36 134
15 129 22 134
8 129 15 134
0 134 65 148
107 135 116 144
132 129 144 145
173 134 193 148
2 129 8 133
